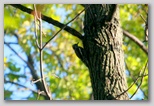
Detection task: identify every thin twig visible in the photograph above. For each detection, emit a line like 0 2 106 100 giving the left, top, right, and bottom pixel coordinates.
37 90 45 100
116 60 148 99
4 42 18 44
31 78 42 85
5 80 46 96
33 4 52 100
42 5 90 50
4 42 48 99
125 60 148 99
140 14 146 22
115 75 140 99
5 42 27 63
130 60 148 99
33 5 40 49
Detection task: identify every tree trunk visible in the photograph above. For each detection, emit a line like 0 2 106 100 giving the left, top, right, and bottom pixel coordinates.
73 4 129 100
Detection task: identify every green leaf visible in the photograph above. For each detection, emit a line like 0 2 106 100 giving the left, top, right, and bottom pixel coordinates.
4 90 12 99
8 62 20 72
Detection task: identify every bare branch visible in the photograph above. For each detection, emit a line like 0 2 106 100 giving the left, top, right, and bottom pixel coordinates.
4 42 48 99
116 60 148 99
10 4 148 56
42 5 89 50
4 42 18 44
115 75 140 99
10 4 83 40
140 14 146 22
123 30 148 55
33 4 40 49
130 60 148 99
5 80 46 97
33 4 52 100
31 78 42 85
4 42 27 63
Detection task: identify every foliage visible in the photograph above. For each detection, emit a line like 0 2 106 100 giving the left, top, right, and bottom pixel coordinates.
119 4 148 100
4 4 148 100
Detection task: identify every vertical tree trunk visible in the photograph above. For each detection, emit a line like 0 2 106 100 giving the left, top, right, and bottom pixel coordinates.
74 4 129 100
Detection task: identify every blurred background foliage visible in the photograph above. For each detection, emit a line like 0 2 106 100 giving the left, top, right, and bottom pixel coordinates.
4 4 148 100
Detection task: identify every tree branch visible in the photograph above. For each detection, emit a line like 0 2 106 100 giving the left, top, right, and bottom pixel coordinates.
42 5 89 50
130 60 148 99
123 30 148 55
116 60 148 99
10 4 148 56
4 42 48 99
5 80 46 97
10 4 83 40
4 42 18 44
33 4 52 100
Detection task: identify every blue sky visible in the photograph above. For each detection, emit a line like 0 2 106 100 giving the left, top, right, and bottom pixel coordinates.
4 4 145 100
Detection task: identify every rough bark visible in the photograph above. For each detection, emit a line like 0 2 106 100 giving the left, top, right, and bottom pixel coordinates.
74 4 129 100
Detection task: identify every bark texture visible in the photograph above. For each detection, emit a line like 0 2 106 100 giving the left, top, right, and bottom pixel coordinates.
74 4 129 100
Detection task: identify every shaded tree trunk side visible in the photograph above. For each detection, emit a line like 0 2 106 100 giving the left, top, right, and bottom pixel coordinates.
79 4 129 100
